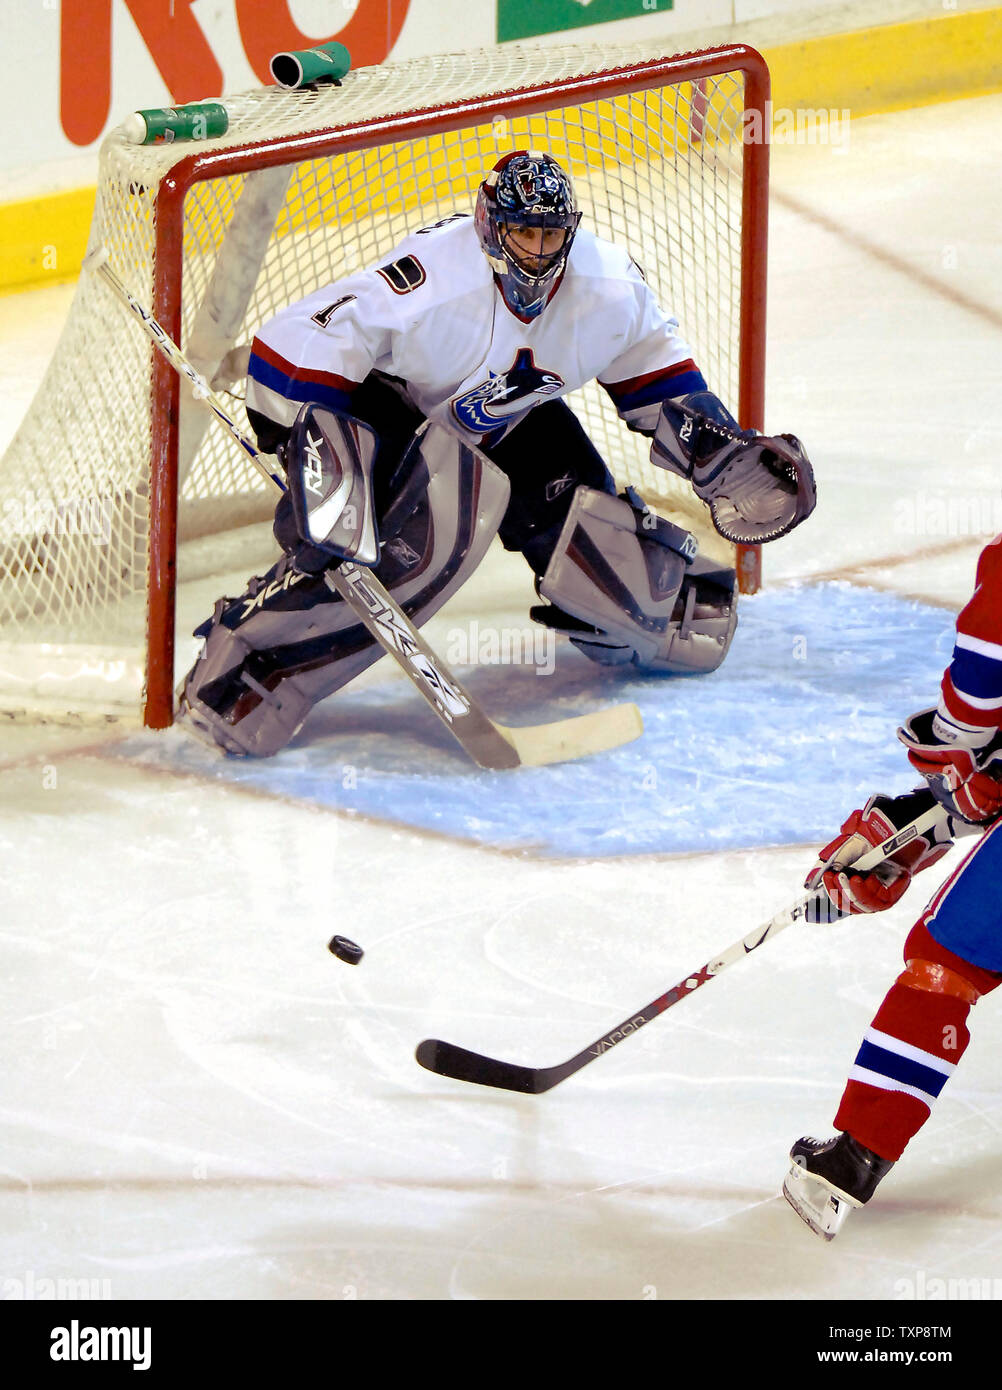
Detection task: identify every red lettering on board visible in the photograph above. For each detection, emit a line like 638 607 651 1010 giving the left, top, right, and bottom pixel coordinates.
234 0 412 85
62 0 223 147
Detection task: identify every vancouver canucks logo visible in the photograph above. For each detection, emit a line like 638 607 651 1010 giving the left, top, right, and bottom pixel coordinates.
452 348 564 433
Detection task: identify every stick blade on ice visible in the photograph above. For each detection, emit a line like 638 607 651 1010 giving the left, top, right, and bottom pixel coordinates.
414 804 956 1094
495 701 643 767
415 1039 543 1093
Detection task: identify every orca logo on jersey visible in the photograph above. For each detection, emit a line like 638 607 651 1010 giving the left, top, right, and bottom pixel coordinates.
452 348 564 433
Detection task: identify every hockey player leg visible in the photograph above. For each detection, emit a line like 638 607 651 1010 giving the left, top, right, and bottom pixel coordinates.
482 399 737 673
483 396 619 574
784 852 1002 1239
532 486 737 674
179 426 510 755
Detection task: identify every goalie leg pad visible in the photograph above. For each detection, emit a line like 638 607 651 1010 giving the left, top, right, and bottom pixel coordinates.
652 553 738 675
533 487 737 675
178 425 511 756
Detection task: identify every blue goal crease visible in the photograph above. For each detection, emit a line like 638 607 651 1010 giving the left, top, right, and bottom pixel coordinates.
116 582 956 859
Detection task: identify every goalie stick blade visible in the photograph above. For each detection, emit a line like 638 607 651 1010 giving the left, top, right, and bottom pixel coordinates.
493 701 643 768
415 1039 554 1094
328 565 642 771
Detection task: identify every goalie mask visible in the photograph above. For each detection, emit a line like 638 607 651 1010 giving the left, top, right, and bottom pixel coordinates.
475 150 582 320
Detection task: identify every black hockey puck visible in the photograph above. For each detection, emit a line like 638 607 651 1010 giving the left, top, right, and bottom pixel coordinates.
328 934 364 965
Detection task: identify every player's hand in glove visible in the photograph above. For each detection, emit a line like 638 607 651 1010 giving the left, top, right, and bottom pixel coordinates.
899 708 1002 825
805 790 953 917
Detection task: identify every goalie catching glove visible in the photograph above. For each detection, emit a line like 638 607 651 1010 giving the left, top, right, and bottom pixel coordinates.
805 789 954 917
651 392 816 544
898 707 1002 825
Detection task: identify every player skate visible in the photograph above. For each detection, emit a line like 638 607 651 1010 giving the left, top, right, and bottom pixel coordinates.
783 1133 894 1240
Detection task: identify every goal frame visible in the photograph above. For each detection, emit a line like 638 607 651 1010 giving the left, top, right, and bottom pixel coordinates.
145 43 770 728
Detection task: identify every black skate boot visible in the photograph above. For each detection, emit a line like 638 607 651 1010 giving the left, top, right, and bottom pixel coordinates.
782 1132 894 1240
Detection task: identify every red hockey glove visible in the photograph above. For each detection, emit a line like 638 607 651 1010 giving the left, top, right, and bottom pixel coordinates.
899 709 1002 825
805 792 953 917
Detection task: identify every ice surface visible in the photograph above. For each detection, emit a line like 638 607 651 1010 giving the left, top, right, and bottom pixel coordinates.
2 94 1002 1310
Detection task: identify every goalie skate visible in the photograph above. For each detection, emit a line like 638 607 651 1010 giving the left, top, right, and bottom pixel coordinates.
782 1132 894 1241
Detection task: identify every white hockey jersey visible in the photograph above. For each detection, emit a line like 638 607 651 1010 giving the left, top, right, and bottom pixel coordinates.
246 214 703 445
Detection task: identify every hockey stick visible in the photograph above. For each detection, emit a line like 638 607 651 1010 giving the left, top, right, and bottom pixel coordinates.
415 802 953 1092
85 249 643 770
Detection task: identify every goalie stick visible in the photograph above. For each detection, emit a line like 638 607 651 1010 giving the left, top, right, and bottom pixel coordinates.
86 248 643 770
415 802 953 1092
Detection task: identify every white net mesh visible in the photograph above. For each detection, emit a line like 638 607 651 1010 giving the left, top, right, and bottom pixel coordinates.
0 39 762 722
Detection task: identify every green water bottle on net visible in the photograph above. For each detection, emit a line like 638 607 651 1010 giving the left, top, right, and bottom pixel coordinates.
123 101 229 145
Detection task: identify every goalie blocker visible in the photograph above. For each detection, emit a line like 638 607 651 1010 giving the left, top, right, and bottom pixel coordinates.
278 403 381 571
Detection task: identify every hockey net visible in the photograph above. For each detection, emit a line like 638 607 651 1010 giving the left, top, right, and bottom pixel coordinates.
0 39 768 726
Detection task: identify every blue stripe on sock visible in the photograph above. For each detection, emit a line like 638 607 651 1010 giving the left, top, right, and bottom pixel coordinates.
854 1039 950 1099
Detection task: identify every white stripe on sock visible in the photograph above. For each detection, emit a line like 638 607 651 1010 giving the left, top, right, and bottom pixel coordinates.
956 632 1002 662
863 1026 956 1077
848 1065 938 1108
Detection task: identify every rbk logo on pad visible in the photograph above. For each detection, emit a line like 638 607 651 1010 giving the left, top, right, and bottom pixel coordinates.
303 431 326 495
452 348 564 433
545 474 574 501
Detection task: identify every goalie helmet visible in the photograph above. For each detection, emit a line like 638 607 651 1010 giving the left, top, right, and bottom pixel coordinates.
475 150 582 320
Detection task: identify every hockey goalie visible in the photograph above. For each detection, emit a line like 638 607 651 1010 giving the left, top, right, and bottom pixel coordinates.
179 150 816 756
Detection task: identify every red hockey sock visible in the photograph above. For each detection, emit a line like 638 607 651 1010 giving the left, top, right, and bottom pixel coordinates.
833 921 1000 1161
